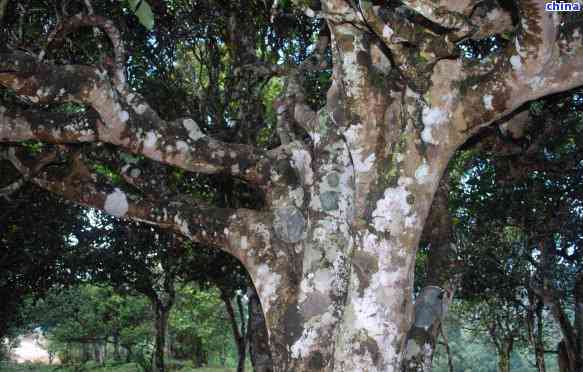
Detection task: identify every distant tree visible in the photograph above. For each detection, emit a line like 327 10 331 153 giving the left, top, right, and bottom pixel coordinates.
0 180 87 345
446 88 583 371
22 284 152 365
3 1 583 370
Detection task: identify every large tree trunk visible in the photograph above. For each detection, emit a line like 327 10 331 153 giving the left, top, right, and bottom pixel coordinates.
247 286 274 372
2 1 583 371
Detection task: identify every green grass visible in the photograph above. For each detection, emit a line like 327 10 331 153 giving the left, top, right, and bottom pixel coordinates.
0 362 234 372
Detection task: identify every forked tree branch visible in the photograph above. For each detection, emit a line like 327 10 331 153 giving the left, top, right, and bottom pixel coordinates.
0 147 58 199
0 53 274 186
38 13 128 93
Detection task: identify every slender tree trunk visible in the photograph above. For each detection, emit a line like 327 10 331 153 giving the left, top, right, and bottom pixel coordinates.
219 343 225 367
221 288 246 372
575 273 583 372
498 352 510 372
558 340 571 372
113 334 121 362
440 325 455 372
534 301 547 372
125 346 133 363
496 339 513 372
82 343 90 363
152 304 170 372
236 292 248 372
527 290 547 372
247 286 274 372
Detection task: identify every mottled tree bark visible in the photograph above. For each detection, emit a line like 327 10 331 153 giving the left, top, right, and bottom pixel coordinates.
2 1 583 371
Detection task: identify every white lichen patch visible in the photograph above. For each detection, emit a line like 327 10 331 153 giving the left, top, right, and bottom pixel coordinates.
35 87 53 98
291 325 318 359
254 264 281 314
135 104 147 115
129 168 141 178
313 269 334 294
372 177 416 233
382 25 394 39
528 76 545 89
95 68 108 80
176 140 189 152
421 106 447 145
290 309 337 359
240 236 248 250
414 161 432 185
483 95 494 111
510 55 522 71
118 111 130 123
144 131 158 148
291 148 314 186
343 125 370 171
173 213 191 237
104 188 129 217
183 119 205 141
289 186 305 207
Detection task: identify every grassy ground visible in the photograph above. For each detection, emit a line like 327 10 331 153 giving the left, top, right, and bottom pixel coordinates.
0 362 234 372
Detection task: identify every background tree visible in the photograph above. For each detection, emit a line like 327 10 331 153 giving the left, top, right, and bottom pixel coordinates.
2 0 583 370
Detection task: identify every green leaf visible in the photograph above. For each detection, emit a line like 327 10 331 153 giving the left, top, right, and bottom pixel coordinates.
128 0 155 30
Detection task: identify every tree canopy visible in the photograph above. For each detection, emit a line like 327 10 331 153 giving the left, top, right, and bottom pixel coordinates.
1 0 583 371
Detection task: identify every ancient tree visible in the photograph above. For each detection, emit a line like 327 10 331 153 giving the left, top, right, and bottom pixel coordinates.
1 0 583 370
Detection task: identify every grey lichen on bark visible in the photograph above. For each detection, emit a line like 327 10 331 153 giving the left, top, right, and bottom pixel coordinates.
273 206 306 243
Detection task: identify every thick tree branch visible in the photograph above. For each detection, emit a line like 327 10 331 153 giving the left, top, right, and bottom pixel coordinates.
400 0 475 37
455 3 583 136
0 107 99 143
276 26 330 145
0 53 275 186
356 1 454 92
0 147 57 199
4 147 273 266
